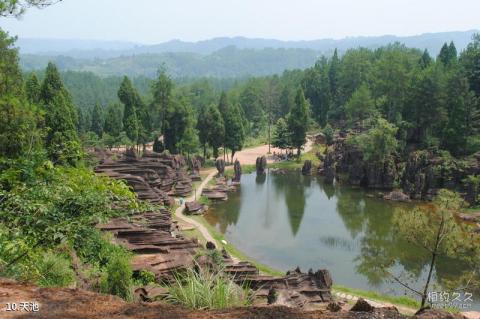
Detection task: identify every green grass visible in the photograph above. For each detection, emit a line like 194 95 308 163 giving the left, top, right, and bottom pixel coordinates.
189 215 284 277
333 284 420 310
267 144 325 170
165 267 250 310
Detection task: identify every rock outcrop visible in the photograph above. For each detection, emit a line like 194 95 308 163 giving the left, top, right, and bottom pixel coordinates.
233 160 242 182
256 156 267 174
97 209 198 281
322 136 480 205
215 158 225 176
302 160 312 175
95 150 194 206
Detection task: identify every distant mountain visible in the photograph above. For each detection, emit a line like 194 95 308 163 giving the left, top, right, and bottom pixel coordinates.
17 30 479 59
18 30 480 79
20 46 320 78
16 38 138 56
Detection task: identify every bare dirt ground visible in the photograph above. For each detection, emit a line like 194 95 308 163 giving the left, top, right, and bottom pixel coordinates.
232 140 313 165
0 277 343 319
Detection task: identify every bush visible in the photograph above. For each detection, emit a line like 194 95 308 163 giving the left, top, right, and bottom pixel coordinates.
100 252 133 301
166 267 249 310
36 252 75 288
323 123 334 145
134 270 156 286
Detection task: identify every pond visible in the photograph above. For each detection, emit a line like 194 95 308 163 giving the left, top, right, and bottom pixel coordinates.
204 170 478 309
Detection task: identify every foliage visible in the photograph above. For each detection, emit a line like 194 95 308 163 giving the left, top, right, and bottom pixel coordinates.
347 118 398 163
36 251 75 287
100 252 133 301
271 117 290 150
40 62 81 164
224 103 245 158
322 123 334 145
90 103 104 138
344 83 377 125
0 160 137 255
0 0 58 17
287 89 309 156
166 267 249 310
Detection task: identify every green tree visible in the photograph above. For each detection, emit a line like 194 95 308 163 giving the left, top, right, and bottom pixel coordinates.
287 89 309 156
25 73 40 104
344 83 376 125
271 117 290 151
40 62 80 164
164 97 194 154
0 0 58 17
206 104 225 158
322 123 334 145
118 76 139 145
91 103 104 138
0 29 23 98
460 33 480 96
419 49 432 69
224 103 245 159
0 29 40 158
302 57 331 126
392 190 479 308
348 118 398 163
442 68 478 155
151 68 173 133
104 103 123 138
437 42 457 67
197 103 210 158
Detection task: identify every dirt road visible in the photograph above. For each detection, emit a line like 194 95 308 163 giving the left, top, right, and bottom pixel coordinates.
232 139 314 165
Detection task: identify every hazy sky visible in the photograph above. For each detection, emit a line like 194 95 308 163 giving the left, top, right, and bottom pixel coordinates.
1 0 479 43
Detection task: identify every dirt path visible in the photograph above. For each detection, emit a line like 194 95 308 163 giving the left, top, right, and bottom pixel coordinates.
233 139 314 165
174 169 218 246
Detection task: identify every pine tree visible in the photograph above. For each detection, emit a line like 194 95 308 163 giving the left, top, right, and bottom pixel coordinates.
104 103 123 138
25 73 40 104
272 117 290 151
287 89 309 156
164 97 194 154
328 48 340 103
206 104 225 159
224 103 245 159
419 49 432 69
151 69 173 133
438 42 457 66
40 62 80 164
197 103 210 158
118 76 139 145
91 103 104 138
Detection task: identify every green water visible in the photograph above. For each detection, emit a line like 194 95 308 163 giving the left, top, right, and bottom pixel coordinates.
204 170 477 308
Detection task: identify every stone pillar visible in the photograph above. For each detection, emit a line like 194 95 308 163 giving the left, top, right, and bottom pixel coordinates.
256 156 267 174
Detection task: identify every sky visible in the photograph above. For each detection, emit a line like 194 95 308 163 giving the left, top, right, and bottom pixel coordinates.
1 0 479 44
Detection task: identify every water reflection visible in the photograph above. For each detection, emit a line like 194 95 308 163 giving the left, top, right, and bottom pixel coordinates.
204 171 478 308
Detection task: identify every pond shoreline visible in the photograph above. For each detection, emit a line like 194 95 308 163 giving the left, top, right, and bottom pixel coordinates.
176 168 424 312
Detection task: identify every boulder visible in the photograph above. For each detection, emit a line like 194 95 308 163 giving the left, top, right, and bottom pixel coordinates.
350 298 374 312
185 201 204 215
383 190 411 202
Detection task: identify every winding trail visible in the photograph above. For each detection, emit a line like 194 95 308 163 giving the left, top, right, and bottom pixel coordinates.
175 169 218 246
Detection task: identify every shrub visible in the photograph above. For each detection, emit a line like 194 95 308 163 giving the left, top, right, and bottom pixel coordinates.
36 252 75 288
166 267 249 310
134 270 156 286
100 252 133 301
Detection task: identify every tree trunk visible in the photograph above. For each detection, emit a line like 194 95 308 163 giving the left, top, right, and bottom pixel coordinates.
203 144 206 159
420 215 445 308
